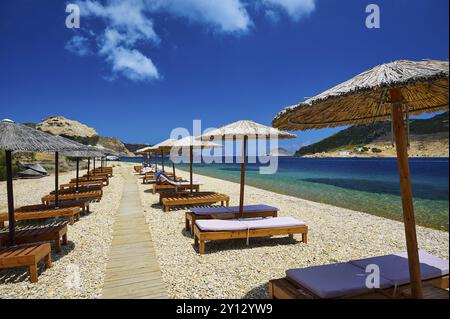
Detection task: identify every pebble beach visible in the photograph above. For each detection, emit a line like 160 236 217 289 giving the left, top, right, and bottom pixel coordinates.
0 162 448 299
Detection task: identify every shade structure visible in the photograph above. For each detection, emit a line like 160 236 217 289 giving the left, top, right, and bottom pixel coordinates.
61 147 105 192
198 120 296 214
273 60 449 130
0 119 89 245
152 139 179 176
271 59 449 299
172 136 222 193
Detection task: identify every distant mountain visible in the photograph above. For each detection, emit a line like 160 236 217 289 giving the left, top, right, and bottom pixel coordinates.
124 143 151 153
269 147 293 157
35 116 134 156
295 112 449 157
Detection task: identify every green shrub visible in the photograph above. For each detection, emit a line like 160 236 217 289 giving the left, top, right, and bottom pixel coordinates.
0 149 20 181
372 148 382 153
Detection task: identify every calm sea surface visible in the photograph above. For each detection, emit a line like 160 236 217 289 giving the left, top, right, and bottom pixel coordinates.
122 156 449 231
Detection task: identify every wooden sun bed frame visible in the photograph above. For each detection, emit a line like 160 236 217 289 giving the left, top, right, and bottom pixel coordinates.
0 243 52 283
51 185 103 197
87 171 110 179
268 275 449 299
41 190 103 206
72 176 109 186
60 180 104 190
185 208 278 235
134 165 142 173
193 223 307 255
0 206 81 228
143 173 180 184
0 222 68 253
153 182 200 194
89 169 113 177
161 192 230 212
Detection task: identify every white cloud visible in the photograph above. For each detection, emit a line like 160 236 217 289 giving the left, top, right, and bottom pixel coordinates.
150 0 252 33
65 35 92 56
107 47 159 81
66 0 317 81
263 0 317 21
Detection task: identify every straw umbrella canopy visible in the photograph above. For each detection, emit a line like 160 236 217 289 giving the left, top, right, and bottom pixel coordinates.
60 146 104 192
198 120 296 212
172 136 222 193
0 119 88 245
152 139 179 177
272 59 449 299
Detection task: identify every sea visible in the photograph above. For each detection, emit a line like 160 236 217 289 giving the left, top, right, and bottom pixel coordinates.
121 156 449 231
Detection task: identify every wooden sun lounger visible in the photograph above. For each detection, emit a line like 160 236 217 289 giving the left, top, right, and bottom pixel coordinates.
60 180 104 190
0 222 68 253
51 185 103 197
72 176 109 186
87 171 110 179
269 251 449 299
161 192 230 212
0 243 52 283
185 205 279 235
143 173 180 184
193 217 307 254
41 190 102 206
89 169 113 177
153 182 200 194
134 165 142 173
0 206 81 228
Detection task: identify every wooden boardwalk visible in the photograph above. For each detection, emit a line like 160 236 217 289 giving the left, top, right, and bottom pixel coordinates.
102 169 167 299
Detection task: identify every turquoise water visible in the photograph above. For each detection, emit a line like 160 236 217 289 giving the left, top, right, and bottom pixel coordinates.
123 157 449 231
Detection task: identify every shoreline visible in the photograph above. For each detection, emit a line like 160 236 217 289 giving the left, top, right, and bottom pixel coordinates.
133 163 448 298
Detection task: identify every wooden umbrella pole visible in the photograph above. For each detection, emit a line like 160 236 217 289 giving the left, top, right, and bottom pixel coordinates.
161 150 165 171
190 145 193 194
239 136 247 217
87 158 90 179
93 157 96 176
390 88 423 299
5 150 16 246
76 157 80 192
172 163 176 180
55 152 59 208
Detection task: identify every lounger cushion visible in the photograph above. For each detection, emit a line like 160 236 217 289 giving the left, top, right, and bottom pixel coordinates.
226 205 278 213
286 262 393 298
239 217 305 229
350 251 449 286
195 219 247 231
191 207 231 215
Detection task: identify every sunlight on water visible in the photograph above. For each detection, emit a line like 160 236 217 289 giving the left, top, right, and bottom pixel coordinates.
123 157 449 231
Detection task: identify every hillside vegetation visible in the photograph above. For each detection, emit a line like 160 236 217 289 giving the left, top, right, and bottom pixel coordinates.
296 112 449 157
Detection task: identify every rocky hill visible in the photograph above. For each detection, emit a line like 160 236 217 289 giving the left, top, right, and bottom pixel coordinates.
296 112 449 158
269 147 293 156
35 116 134 156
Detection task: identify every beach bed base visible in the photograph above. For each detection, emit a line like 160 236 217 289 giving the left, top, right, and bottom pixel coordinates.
0 222 68 253
269 276 449 299
0 243 52 283
193 224 307 255
41 190 102 206
153 183 200 194
161 192 230 212
0 206 81 227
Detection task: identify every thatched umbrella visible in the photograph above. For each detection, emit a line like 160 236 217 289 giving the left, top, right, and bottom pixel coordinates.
198 120 296 212
272 59 449 299
172 136 222 193
152 139 179 177
60 147 104 192
0 119 87 245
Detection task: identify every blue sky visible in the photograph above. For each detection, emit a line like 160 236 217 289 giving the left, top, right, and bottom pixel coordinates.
0 0 448 151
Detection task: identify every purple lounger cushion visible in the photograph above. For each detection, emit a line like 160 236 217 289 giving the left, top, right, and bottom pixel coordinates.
191 207 231 215
350 251 449 286
195 219 247 231
239 217 305 229
286 262 393 298
226 205 279 213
